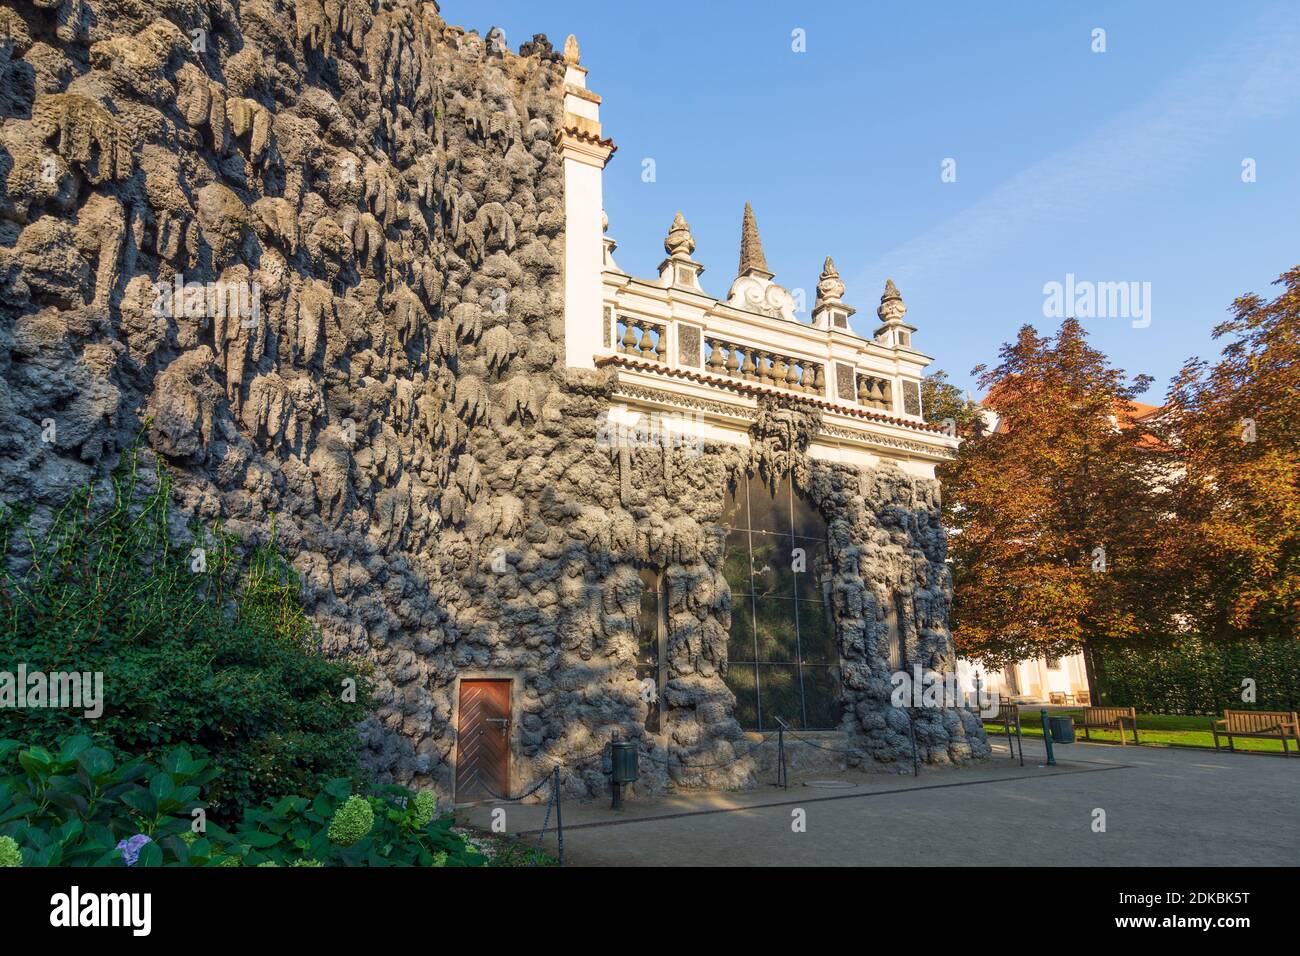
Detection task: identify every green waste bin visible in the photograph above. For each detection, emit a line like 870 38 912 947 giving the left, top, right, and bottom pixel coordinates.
610 740 639 784
1048 716 1075 744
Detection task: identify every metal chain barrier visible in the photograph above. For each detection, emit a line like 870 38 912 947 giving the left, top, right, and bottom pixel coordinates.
470 716 929 866
636 737 769 770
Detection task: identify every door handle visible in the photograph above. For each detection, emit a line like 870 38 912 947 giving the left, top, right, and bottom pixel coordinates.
485 717 508 725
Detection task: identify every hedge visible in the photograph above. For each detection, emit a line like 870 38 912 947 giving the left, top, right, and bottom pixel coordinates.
1095 636 1300 715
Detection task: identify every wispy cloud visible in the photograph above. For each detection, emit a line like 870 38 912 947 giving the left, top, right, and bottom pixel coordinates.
854 6 1300 295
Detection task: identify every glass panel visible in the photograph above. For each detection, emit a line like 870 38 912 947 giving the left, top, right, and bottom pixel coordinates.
725 663 759 730
637 571 659 665
722 529 752 595
759 664 802 730
884 599 903 672
728 594 756 662
636 662 660 732
746 474 791 533
720 480 747 530
801 666 838 729
791 537 828 601
720 478 837 731
754 597 800 662
797 599 835 664
790 488 825 539
749 533 794 598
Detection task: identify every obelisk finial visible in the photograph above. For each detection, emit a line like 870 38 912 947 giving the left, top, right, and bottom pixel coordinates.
738 202 771 277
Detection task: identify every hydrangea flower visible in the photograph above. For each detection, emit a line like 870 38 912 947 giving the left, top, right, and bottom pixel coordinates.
411 790 437 829
116 833 152 867
0 836 21 868
327 795 374 847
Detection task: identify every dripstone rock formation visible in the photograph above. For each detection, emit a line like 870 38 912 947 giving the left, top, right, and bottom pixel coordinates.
0 0 987 803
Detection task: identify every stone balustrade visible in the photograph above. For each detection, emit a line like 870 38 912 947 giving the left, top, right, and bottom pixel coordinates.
615 315 668 363
856 372 893 411
703 337 825 395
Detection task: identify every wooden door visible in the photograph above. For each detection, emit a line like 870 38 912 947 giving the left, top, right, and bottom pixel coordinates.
455 680 511 802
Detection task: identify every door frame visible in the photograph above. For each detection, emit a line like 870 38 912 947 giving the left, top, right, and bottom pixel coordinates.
450 672 524 805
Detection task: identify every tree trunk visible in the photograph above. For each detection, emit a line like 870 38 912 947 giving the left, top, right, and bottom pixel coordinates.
1081 641 1102 704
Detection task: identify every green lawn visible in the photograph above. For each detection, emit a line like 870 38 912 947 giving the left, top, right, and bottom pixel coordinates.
984 710 1298 755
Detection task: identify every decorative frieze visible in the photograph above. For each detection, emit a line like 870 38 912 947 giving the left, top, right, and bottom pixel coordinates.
902 379 922 417
835 362 856 402
678 324 702 367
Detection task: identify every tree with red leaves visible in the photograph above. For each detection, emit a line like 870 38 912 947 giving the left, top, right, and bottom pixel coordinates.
943 319 1171 689
1158 267 1300 642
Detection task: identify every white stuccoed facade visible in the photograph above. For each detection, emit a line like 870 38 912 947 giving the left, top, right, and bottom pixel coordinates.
555 38 959 476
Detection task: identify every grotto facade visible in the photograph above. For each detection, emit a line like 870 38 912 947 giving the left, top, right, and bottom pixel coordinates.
0 0 989 804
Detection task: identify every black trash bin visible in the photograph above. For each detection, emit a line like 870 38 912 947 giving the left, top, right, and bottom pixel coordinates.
608 740 638 810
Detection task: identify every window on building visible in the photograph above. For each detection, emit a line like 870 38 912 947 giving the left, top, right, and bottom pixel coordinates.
1045 655 1061 670
721 474 837 730
636 567 664 733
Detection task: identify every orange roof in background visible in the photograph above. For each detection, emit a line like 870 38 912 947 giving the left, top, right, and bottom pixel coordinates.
977 387 1168 449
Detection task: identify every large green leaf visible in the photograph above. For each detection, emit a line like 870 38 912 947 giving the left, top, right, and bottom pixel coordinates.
119 787 158 816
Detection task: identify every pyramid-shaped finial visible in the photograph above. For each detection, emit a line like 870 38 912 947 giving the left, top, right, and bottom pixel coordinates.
664 211 695 258
563 34 580 65
738 202 771 277
877 278 907 324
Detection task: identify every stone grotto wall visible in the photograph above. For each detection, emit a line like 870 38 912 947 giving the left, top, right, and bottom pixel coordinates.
0 0 985 802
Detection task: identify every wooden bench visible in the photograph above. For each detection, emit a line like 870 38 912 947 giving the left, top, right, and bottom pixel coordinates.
1048 692 1067 705
1213 710 1300 756
1079 706 1139 745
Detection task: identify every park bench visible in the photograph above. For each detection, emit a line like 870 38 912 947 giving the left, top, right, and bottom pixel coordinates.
1212 710 1300 756
1078 705 1139 745
988 698 1024 765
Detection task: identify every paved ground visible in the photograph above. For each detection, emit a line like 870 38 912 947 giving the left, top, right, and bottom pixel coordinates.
457 738 1300 866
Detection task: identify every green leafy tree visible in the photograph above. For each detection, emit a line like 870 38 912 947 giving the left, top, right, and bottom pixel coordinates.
0 448 372 819
922 369 984 437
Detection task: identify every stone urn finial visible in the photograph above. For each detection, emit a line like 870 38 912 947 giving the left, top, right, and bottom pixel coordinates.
815 256 845 307
563 34 580 65
877 278 907 324
664 211 695 258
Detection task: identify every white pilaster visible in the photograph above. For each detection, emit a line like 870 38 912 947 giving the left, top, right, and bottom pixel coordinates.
557 37 616 370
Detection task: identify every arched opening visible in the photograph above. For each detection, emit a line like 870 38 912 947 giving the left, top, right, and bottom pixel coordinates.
721 473 837 730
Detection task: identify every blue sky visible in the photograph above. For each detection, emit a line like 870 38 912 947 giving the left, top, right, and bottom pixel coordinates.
440 0 1300 399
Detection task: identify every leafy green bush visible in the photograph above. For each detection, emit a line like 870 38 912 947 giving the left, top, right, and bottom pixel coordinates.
0 447 372 818
0 735 217 866
229 778 482 867
1096 636 1300 714
0 735 480 867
